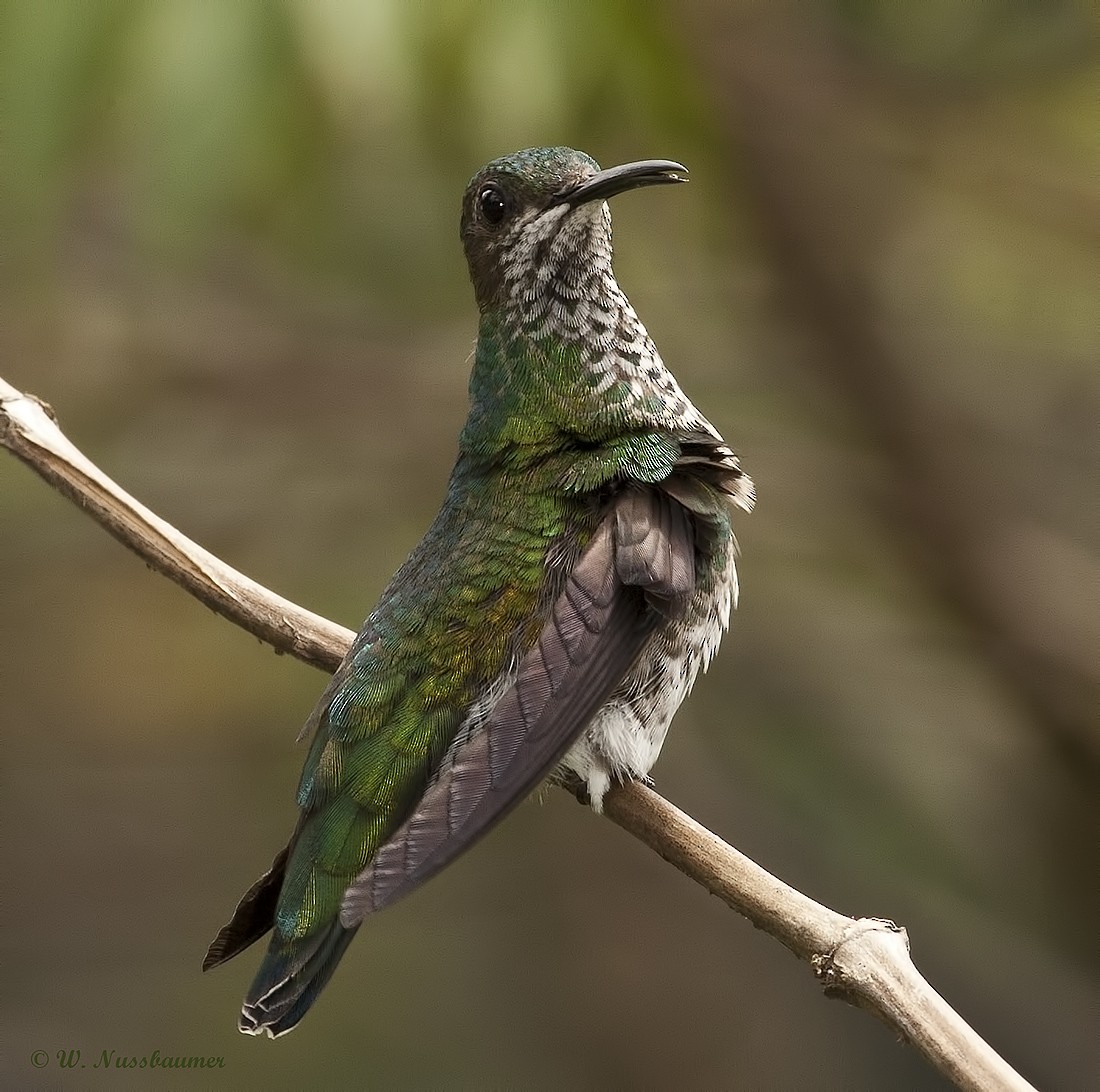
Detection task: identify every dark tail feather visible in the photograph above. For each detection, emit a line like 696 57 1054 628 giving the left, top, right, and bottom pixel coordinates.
239 921 360 1038
203 845 290 971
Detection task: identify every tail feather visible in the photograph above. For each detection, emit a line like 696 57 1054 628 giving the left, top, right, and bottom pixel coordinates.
203 845 289 971
239 922 360 1038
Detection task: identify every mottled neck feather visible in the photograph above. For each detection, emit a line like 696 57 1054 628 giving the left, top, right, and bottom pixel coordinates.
461 204 715 462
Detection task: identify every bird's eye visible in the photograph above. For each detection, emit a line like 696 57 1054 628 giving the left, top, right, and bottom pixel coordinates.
478 184 508 226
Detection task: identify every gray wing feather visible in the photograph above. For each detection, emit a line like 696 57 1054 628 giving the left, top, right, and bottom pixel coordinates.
614 486 695 599
339 488 695 924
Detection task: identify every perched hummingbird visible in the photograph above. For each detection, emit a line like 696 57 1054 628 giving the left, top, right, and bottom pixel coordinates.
203 146 753 1037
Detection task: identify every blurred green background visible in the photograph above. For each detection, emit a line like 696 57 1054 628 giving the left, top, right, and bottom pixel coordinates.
2 2 1097 1089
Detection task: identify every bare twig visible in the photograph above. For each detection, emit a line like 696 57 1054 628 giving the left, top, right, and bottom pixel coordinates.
1 375 1036 1092
601 785 1034 1092
0 377 350 670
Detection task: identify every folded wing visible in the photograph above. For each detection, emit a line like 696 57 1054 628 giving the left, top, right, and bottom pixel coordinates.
340 486 696 923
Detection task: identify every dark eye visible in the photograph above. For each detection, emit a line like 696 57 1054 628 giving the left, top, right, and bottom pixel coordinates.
478 184 508 226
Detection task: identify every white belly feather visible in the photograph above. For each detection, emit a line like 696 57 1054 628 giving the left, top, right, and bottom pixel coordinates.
556 536 738 810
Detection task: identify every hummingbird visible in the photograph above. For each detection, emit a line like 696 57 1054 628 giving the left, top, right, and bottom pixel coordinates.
203 146 753 1037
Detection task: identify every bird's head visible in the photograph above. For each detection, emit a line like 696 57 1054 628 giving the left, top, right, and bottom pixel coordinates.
460 147 687 317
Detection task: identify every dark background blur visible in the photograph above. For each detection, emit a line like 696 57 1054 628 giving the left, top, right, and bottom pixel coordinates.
2 3 1097 1089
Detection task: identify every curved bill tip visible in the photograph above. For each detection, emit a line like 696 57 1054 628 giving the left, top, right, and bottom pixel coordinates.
552 159 688 208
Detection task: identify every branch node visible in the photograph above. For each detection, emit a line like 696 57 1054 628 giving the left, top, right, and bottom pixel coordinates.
814 916 909 996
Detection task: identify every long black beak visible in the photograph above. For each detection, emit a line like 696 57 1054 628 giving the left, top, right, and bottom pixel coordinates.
550 159 688 208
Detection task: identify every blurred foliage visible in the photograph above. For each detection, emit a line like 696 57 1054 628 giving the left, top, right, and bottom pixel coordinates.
837 0 1097 77
3 0 718 305
2 1 1098 1090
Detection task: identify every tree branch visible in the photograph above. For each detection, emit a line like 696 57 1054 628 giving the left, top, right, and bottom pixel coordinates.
1 375 1036 1092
